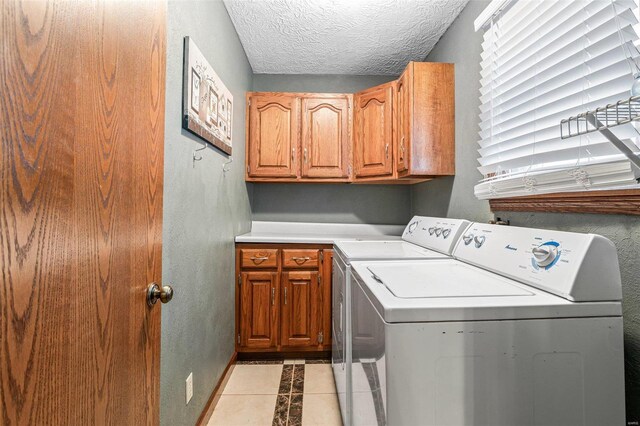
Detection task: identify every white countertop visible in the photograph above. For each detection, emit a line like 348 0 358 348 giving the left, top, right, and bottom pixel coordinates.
235 221 405 244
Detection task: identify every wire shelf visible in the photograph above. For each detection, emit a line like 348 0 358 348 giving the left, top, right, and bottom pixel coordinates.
560 95 640 181
560 95 640 139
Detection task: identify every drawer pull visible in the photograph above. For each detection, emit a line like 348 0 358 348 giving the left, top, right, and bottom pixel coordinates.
250 256 269 264
291 256 310 265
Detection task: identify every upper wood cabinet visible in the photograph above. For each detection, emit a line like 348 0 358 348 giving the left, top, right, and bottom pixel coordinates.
301 96 351 180
353 82 394 179
246 93 351 182
396 62 455 178
245 62 454 184
247 94 299 179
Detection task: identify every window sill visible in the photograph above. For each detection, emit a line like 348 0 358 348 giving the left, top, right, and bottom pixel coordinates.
488 189 640 216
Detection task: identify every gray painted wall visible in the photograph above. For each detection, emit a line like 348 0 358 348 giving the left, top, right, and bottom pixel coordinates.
251 183 411 225
161 1 253 425
411 0 640 419
251 74 411 225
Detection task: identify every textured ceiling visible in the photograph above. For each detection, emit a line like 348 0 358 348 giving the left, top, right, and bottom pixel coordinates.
223 0 469 75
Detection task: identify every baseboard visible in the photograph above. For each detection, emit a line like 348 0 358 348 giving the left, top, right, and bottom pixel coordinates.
196 351 237 426
236 350 331 361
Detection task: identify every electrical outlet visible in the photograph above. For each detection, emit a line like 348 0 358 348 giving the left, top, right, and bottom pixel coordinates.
186 372 193 404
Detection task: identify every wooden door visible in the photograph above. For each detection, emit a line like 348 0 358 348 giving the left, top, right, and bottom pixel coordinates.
247 94 299 178
301 96 350 179
240 272 279 349
281 271 320 347
396 67 411 173
0 1 166 424
354 83 394 178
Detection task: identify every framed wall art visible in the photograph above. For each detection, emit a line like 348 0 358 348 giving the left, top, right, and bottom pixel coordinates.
182 36 233 155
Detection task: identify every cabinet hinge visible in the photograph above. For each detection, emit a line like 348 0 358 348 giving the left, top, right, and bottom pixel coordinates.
318 332 324 344
320 251 324 263
238 274 241 285
246 165 250 174
318 275 321 285
347 165 352 176
237 334 241 344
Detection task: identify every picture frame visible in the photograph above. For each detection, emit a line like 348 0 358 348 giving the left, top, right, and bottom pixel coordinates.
182 36 233 155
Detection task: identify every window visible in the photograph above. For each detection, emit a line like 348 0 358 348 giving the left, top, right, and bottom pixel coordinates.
474 0 640 201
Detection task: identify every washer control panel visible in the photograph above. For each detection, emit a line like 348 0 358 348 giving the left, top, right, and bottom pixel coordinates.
402 216 470 255
454 223 621 302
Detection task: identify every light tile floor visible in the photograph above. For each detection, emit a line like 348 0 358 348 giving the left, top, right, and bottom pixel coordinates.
209 360 342 426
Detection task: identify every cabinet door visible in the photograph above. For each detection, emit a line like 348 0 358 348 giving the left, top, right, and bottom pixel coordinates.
354 83 394 178
240 271 279 348
396 67 411 173
301 96 350 179
281 270 320 347
247 94 299 178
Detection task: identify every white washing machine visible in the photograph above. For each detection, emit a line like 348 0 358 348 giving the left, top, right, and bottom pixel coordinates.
332 216 471 426
350 223 626 426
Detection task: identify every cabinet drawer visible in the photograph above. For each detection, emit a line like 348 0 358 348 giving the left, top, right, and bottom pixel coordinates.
282 249 320 269
240 248 279 269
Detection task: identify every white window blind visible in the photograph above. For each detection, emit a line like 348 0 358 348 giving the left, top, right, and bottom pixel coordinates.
475 0 640 199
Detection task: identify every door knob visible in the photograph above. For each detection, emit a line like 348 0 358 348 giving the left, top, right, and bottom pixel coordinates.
147 283 174 307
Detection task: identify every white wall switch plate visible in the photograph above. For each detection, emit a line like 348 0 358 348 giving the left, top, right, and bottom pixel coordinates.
186 372 193 404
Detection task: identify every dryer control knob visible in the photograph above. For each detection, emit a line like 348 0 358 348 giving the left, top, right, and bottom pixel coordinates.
442 228 451 239
428 227 435 235
474 235 486 248
463 234 474 245
434 227 442 237
532 245 558 267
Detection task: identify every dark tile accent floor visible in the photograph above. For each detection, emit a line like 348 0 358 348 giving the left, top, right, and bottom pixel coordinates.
305 359 331 364
272 362 312 425
236 360 285 365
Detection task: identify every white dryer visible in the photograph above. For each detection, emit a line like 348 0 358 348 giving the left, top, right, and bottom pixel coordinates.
332 216 471 426
350 223 625 426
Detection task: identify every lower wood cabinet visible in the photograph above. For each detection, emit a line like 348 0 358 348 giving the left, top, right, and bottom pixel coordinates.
235 244 332 354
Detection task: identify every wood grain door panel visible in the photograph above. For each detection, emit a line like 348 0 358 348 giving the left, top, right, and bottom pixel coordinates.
0 1 165 424
240 272 279 348
248 94 299 178
301 96 350 179
354 84 394 178
281 271 319 347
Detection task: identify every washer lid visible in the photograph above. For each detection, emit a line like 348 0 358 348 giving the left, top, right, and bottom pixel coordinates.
368 262 533 299
350 259 622 323
335 240 446 260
